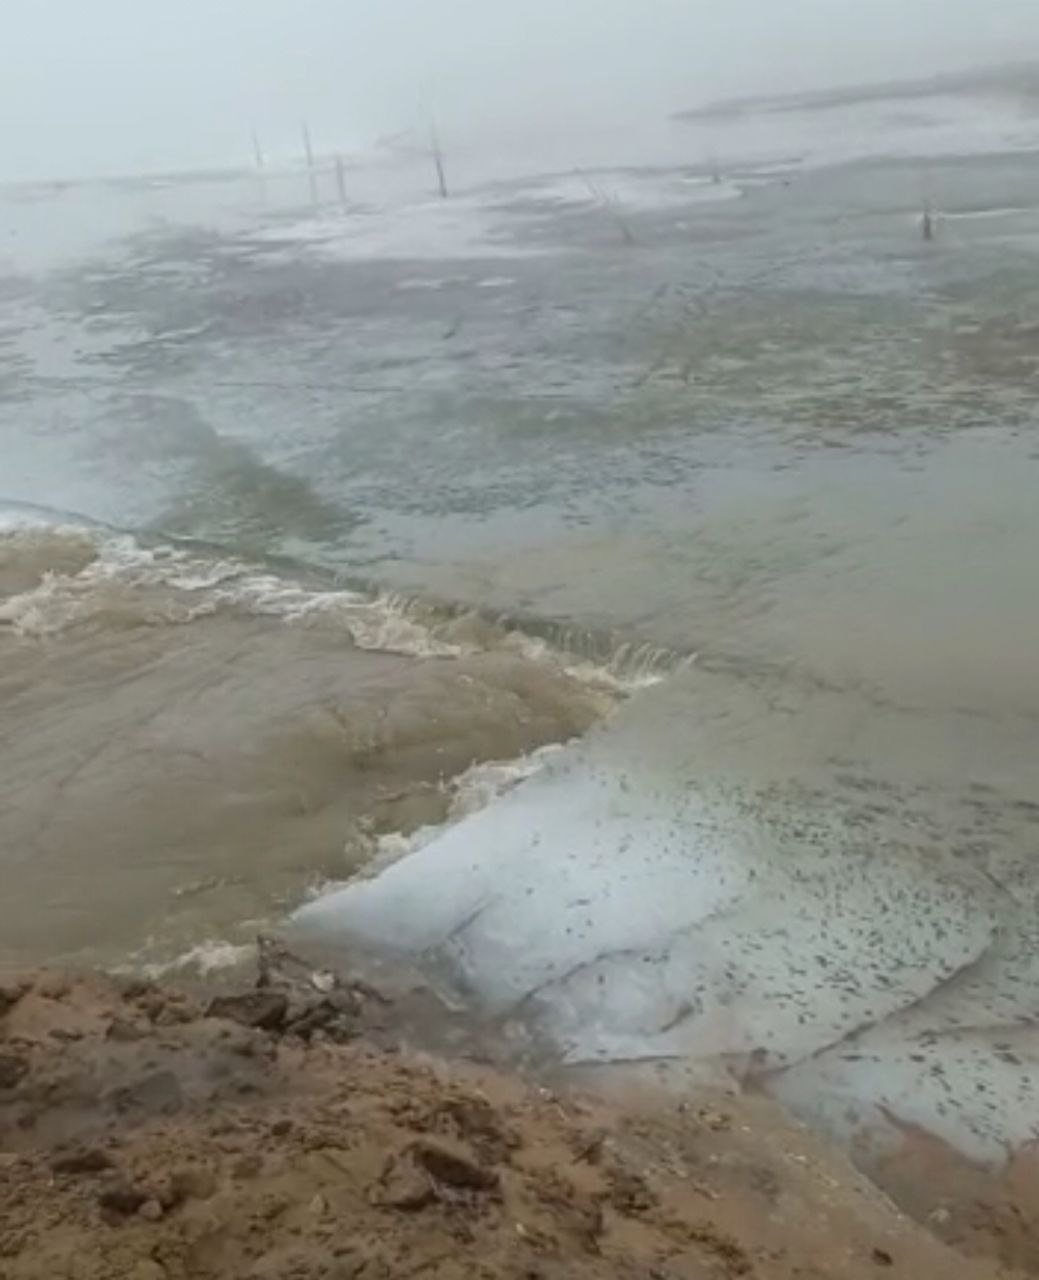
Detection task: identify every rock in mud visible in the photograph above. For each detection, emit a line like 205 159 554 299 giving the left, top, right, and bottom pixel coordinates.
205 991 289 1032
128 1263 166 1280
284 993 360 1042
106 1016 146 1042
434 1094 520 1164
98 1183 150 1217
107 1069 184 1117
409 1138 500 1194
0 979 27 1017
606 1165 658 1216
168 1164 218 1204
0 1053 29 1090
371 1154 436 1211
51 1146 114 1176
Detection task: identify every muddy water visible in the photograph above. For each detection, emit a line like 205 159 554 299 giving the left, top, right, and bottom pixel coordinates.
2 88 1039 1165
0 526 614 969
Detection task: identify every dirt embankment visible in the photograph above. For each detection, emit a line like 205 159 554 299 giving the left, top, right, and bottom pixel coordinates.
0 954 1031 1280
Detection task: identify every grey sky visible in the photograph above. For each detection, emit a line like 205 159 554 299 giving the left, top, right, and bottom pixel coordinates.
2 0 1036 179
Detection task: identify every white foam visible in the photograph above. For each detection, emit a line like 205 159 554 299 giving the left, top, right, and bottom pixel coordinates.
449 745 564 819
0 528 464 657
515 172 742 213
322 744 566 888
293 668 1035 1161
394 275 469 291
769 895 1039 1162
140 940 255 980
0 524 664 694
295 736 997 1060
253 195 538 263
247 167 747 267
942 206 1033 222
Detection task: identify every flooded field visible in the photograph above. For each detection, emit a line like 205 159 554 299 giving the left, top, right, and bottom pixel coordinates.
2 78 1039 1170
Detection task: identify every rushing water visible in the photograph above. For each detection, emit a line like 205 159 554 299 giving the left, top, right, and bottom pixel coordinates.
3 82 1039 1167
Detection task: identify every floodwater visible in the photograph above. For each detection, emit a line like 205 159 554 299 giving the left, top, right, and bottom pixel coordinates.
2 78 1039 1167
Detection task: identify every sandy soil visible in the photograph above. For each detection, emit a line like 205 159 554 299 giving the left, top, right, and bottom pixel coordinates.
0 951 1031 1280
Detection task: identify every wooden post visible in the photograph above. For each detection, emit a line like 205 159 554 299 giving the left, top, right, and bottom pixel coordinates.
251 130 268 205
919 169 935 242
575 168 636 246
430 122 448 199
335 155 349 211
302 121 319 207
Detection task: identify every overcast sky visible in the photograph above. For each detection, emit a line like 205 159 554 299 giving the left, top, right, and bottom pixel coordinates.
2 0 1036 179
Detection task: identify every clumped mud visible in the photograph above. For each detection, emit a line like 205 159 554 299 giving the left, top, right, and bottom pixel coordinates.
0 951 1029 1280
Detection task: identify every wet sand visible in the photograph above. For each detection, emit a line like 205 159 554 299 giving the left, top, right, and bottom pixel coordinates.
0 959 1025 1279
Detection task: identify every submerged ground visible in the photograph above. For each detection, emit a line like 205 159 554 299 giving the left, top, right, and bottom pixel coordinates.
2 74 1039 1245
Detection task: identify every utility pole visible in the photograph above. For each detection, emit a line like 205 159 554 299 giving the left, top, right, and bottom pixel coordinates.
335 155 349 211
301 121 319 207
251 129 265 171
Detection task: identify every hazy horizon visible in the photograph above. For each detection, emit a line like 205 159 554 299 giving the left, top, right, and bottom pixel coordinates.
2 0 1038 182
